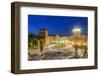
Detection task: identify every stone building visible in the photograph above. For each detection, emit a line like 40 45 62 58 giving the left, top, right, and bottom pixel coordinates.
39 28 87 46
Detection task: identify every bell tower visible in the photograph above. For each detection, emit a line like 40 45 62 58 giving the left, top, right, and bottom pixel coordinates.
39 29 48 45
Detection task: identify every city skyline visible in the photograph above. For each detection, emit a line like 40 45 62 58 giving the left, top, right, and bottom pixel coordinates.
28 15 88 36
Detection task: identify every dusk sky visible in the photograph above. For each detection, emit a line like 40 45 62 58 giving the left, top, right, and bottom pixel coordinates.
28 15 88 36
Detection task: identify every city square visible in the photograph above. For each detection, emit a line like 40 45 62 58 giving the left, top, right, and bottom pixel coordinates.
28 27 87 60
28 15 88 60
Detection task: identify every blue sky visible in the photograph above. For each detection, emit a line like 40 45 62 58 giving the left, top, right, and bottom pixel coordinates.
28 15 88 36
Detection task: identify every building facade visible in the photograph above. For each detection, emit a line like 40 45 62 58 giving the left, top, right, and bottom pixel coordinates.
39 28 87 46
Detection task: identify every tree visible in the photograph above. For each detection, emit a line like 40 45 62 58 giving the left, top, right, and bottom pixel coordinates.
28 33 38 49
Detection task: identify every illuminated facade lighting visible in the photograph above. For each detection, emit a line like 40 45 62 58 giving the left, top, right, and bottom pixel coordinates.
72 28 81 33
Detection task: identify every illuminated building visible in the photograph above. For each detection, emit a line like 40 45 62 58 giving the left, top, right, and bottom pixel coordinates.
39 28 87 46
